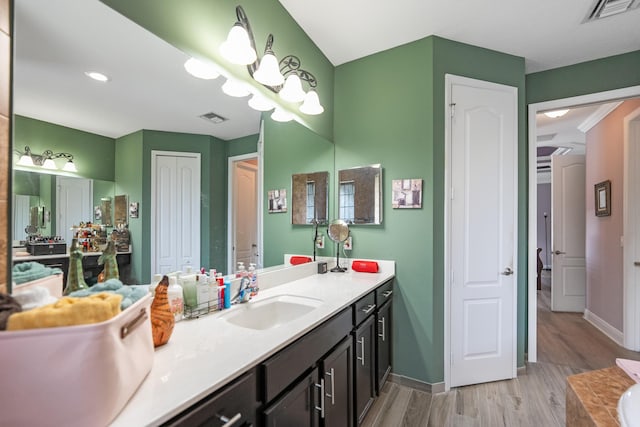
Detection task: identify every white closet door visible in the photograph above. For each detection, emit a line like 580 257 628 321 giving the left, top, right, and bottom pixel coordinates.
152 152 200 278
57 177 92 244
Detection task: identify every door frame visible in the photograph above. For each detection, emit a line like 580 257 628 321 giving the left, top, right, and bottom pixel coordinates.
527 85 640 361
444 74 518 390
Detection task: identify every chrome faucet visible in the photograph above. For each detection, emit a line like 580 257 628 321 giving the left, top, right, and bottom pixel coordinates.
232 276 252 304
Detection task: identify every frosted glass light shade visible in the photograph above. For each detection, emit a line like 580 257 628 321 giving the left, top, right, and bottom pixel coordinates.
279 74 305 103
222 78 250 97
184 58 220 80
18 154 34 166
63 160 77 172
42 158 57 170
248 93 275 111
271 108 294 122
220 25 257 65
299 90 324 115
253 53 284 86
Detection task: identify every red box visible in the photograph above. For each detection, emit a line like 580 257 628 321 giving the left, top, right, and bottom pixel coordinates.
351 260 379 273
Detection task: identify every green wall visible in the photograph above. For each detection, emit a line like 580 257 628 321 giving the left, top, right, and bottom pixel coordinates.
334 36 526 384
227 133 258 158
526 50 640 104
101 0 334 142
14 115 115 181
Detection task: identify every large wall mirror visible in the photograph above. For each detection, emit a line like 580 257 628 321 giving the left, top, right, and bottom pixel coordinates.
291 171 329 225
338 164 383 225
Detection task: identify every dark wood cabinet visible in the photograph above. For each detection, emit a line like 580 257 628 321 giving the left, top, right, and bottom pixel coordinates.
353 315 376 425
164 369 260 427
376 299 392 393
320 337 353 427
264 368 320 427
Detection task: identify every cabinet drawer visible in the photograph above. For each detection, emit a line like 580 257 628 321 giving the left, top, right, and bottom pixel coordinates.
164 368 259 427
262 307 352 403
375 280 394 306
353 292 376 327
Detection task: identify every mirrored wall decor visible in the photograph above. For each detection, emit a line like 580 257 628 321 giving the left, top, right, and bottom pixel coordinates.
114 195 128 227
291 171 329 225
338 164 383 225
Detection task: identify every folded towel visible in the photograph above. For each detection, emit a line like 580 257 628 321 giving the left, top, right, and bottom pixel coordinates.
6 293 122 331
68 279 146 310
617 358 640 384
12 262 63 285
12 286 58 311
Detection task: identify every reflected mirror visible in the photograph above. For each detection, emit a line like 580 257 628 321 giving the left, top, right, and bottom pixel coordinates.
114 195 128 227
337 164 383 225
291 171 329 225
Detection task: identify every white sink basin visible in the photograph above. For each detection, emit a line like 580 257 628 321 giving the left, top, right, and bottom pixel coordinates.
619 383 640 427
220 294 323 330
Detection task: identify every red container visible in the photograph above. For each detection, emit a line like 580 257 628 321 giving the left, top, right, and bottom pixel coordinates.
290 256 312 265
351 260 379 273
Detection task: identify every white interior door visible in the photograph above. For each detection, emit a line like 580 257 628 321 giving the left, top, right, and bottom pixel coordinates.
13 194 31 241
551 154 586 312
151 151 200 278
233 160 258 270
57 177 92 244
447 75 517 388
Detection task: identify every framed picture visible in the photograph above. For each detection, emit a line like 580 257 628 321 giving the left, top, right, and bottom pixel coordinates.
94 205 102 221
129 202 139 218
268 189 287 213
392 178 423 209
594 180 611 217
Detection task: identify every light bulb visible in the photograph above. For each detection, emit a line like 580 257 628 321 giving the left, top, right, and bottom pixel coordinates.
220 24 257 65
222 78 250 97
253 53 284 86
42 158 57 170
299 90 324 115
271 108 294 122
279 74 305 103
18 154 34 166
184 58 220 80
248 93 275 111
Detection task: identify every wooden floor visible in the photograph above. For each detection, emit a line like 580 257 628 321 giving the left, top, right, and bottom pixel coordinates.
362 271 640 426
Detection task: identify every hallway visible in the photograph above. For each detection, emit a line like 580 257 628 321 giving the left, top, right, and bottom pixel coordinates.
362 273 640 426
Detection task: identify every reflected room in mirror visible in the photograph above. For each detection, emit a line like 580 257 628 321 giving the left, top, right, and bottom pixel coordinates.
291 171 329 225
338 164 383 225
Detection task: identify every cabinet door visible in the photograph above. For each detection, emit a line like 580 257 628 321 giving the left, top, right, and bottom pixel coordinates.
264 368 320 427
376 300 392 393
321 337 353 427
353 315 376 425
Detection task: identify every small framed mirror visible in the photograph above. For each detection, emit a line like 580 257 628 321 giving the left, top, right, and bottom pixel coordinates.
114 194 128 227
291 171 329 225
338 164 383 225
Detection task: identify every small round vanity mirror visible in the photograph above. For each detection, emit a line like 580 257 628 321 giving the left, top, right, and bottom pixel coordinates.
327 219 349 272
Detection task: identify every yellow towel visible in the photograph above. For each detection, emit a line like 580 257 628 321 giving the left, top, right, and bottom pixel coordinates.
6 293 123 331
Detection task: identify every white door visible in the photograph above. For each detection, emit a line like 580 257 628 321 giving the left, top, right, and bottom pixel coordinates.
151 151 200 278
231 159 258 271
57 177 92 245
13 195 31 241
447 75 517 387
551 155 586 312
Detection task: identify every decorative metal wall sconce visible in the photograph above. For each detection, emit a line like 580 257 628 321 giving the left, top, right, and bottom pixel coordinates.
15 146 77 172
216 5 324 120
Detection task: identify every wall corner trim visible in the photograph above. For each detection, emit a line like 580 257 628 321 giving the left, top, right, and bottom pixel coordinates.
578 101 624 133
389 373 446 394
584 309 624 346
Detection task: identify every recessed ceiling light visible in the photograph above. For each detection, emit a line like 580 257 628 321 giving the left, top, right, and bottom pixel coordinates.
544 109 569 118
84 71 110 82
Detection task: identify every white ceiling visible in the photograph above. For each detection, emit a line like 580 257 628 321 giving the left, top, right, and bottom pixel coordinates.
278 0 640 73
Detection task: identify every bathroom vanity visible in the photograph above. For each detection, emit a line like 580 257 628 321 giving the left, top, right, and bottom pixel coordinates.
110 260 395 427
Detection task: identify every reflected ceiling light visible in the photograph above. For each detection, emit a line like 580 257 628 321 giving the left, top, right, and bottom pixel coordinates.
299 90 324 115
253 47 284 86
222 78 250 97
15 146 77 172
84 71 110 82
271 108 294 122
62 160 77 172
544 109 570 118
279 73 305 103
220 23 257 65
248 93 275 111
184 58 220 79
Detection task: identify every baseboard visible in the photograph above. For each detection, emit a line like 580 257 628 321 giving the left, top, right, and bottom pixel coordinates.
389 373 445 394
584 309 624 346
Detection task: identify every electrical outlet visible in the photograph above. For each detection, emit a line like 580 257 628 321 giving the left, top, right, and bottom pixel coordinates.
316 235 325 249
344 236 353 251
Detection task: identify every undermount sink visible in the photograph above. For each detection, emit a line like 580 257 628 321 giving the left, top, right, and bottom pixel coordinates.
220 294 323 330
619 383 640 427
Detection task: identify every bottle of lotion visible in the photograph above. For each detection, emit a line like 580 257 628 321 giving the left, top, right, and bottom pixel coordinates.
167 276 184 322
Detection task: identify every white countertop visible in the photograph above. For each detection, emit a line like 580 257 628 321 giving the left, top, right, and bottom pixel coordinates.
110 259 395 426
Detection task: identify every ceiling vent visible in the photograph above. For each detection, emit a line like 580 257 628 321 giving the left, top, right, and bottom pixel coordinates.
199 112 228 124
585 0 640 21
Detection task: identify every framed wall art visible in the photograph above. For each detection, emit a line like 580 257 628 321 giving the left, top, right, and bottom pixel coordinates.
594 180 611 217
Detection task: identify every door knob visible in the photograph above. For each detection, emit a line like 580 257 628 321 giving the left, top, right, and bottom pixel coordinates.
501 267 513 276
554 250 566 255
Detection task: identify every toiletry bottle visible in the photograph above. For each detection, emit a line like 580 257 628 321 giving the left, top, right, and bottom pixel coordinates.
196 274 210 309
224 278 231 309
236 262 245 278
181 274 198 309
167 276 184 322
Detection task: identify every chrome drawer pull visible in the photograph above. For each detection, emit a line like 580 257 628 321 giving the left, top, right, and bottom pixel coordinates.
325 368 335 405
383 290 393 298
314 379 325 418
361 304 376 315
357 337 365 366
219 413 242 427
378 317 386 341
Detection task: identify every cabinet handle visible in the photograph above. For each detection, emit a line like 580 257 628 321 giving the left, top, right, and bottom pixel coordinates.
357 337 366 366
383 290 393 298
218 413 242 427
378 317 386 341
314 378 325 418
361 304 376 315
325 367 335 405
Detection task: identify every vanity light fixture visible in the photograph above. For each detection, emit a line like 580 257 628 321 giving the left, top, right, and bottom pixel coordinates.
84 71 110 82
16 146 77 172
271 107 294 122
184 58 220 80
544 109 570 118
248 93 275 111
222 78 251 97
221 6 324 116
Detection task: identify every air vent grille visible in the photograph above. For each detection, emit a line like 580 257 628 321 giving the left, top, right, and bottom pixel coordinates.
199 112 228 124
585 0 639 21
